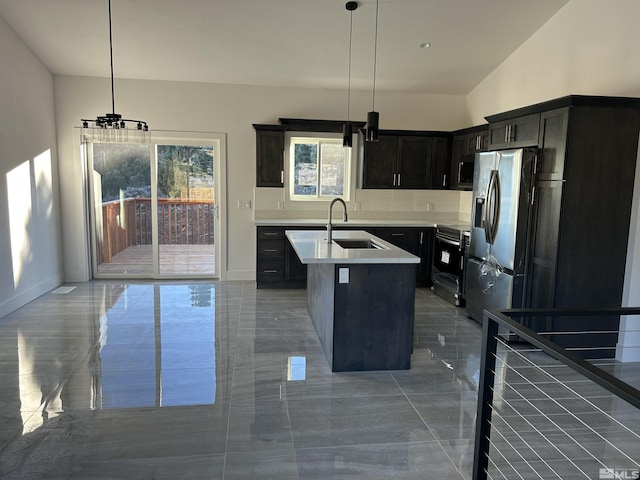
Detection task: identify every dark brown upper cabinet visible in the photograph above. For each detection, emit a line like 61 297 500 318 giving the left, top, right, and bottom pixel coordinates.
254 124 285 187
488 113 540 150
361 131 451 189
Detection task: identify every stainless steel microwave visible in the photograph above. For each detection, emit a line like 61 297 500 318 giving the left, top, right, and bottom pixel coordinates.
457 161 474 188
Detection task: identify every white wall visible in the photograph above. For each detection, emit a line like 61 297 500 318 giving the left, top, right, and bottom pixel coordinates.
54 75 467 281
0 16 63 317
465 0 640 359
467 0 640 123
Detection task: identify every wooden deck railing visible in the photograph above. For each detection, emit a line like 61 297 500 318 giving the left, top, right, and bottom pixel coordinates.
97 198 214 264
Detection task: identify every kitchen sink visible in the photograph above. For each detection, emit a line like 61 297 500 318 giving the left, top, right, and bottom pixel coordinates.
332 238 386 249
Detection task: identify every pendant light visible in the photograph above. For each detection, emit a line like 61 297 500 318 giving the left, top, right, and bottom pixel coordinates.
343 1 358 148
81 0 149 143
365 0 380 142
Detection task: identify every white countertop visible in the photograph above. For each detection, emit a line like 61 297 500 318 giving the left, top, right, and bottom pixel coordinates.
256 218 472 231
286 230 421 264
258 218 438 227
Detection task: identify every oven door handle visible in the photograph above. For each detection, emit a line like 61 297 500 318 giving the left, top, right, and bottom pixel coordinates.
436 236 462 247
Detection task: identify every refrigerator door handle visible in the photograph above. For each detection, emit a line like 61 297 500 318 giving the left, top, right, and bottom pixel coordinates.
483 170 494 243
484 169 500 244
490 172 501 243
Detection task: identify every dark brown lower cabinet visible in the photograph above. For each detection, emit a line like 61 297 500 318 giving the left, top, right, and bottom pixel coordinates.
375 227 434 287
257 225 434 289
307 262 416 371
256 225 321 288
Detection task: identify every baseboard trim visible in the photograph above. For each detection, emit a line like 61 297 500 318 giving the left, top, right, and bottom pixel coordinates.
0 274 64 319
225 270 255 281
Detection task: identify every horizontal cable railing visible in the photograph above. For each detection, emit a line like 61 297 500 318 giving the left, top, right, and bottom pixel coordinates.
473 308 640 480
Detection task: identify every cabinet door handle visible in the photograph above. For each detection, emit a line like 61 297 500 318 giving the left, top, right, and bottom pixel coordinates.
505 125 509 143
420 231 424 244
531 186 536 206
392 233 405 236
263 269 279 273
443 174 447 187
263 249 279 252
397 173 401 186
280 170 284 184
476 135 480 151
263 232 279 236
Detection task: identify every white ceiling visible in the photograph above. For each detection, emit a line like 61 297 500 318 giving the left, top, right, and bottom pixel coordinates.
0 0 569 95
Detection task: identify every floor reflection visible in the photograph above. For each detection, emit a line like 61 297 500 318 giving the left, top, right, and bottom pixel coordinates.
3 281 636 479
91 283 216 409
287 356 306 381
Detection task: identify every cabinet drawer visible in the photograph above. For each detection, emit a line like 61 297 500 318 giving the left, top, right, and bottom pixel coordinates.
257 261 285 282
257 227 285 240
374 227 420 255
375 228 420 243
257 239 285 259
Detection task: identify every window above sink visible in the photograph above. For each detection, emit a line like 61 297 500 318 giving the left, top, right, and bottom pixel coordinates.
285 131 357 204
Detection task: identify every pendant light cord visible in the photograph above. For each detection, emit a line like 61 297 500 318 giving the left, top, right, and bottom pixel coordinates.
108 0 116 116
371 0 379 111
347 9 353 121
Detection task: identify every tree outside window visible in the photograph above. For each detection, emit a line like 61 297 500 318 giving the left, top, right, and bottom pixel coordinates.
290 137 349 201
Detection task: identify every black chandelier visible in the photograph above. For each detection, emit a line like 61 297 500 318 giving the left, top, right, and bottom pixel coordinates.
81 0 149 142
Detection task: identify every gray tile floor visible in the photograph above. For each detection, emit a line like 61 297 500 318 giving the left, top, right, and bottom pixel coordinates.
0 281 637 479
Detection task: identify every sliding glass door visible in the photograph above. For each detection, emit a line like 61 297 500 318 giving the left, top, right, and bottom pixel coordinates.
87 135 221 278
91 143 154 276
156 144 215 276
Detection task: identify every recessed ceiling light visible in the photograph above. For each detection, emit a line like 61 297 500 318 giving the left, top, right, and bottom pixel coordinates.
419 42 431 49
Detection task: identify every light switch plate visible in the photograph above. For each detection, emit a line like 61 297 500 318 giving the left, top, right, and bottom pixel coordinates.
339 267 349 284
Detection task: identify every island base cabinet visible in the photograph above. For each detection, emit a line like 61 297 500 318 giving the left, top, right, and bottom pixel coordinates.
307 262 416 372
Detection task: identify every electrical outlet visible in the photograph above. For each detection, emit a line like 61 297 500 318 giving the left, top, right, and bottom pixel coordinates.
277 200 285 210
339 268 349 284
238 200 251 209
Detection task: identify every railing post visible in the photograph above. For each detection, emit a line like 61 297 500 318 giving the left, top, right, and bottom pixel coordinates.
472 311 499 480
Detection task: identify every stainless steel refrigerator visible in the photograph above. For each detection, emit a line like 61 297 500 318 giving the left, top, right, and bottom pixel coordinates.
465 148 537 324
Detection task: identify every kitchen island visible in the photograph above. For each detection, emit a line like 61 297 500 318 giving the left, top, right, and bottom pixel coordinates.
286 230 420 372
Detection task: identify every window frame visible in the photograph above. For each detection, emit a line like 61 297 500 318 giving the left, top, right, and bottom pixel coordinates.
284 131 356 203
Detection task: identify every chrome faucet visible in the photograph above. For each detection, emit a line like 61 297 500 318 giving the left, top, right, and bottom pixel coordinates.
327 198 348 244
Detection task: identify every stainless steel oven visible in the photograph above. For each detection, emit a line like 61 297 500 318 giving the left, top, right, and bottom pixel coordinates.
432 224 469 306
